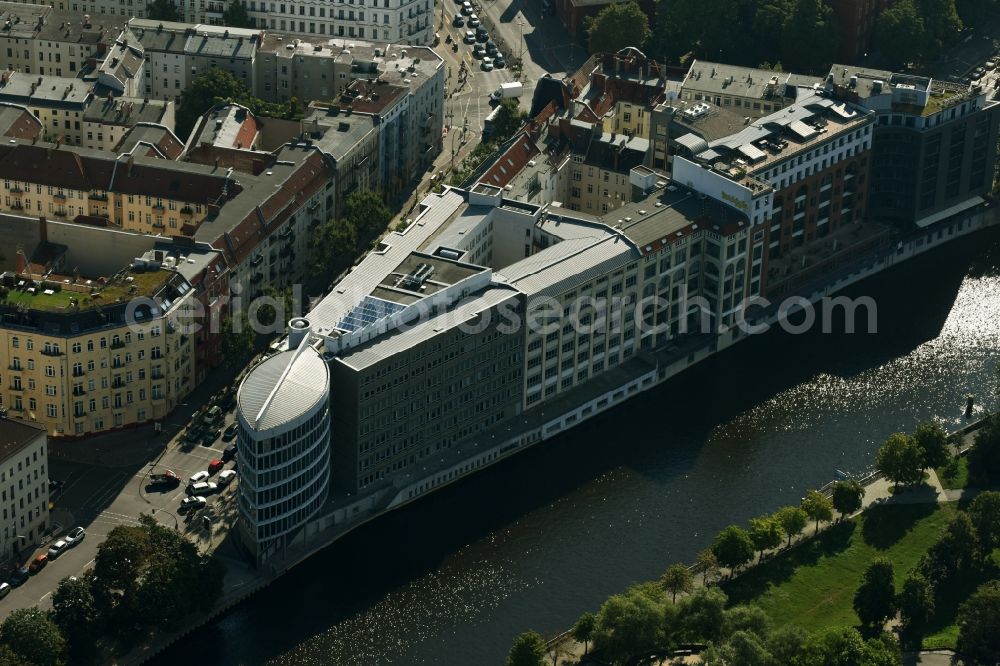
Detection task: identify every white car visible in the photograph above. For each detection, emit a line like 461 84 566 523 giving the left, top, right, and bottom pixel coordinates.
481 57 494 72
0 583 9 599
217 469 237 487
64 526 85 547
180 496 207 513
461 1 473 14
188 481 218 496
468 13 480 27
189 470 210 485
47 540 68 559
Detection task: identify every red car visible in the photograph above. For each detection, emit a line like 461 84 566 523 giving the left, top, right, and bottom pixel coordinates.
28 553 48 574
208 459 224 475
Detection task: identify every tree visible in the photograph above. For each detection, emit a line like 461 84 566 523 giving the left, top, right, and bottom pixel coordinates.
176 68 249 139
585 1 650 55
711 525 754 573
592 588 664 664
748 515 783 561
660 563 693 603
344 190 393 243
831 480 864 520
94 525 152 594
780 0 838 73
506 630 546 666
0 608 66 666
943 511 979 570
956 580 1000 665
967 490 1000 557
876 0 929 65
146 0 180 20
875 433 925 488
571 612 596 655
917 0 962 60
219 315 256 369
222 0 254 27
766 625 809 665
774 506 808 546
969 414 1000 484
309 217 359 278
853 557 896 631
898 572 935 644
913 421 951 469
677 587 728 643
803 626 868 665
492 99 528 145
722 605 771 640
696 548 720 585
0 645 32 666
800 490 833 534
52 573 100 662
703 629 772 666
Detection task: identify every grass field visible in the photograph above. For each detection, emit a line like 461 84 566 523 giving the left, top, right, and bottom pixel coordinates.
721 502 985 648
937 456 970 490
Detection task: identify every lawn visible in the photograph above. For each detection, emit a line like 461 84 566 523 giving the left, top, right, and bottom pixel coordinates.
723 503 956 636
937 456 970 490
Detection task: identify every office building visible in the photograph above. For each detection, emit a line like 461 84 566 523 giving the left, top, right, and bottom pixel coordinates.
679 60 822 119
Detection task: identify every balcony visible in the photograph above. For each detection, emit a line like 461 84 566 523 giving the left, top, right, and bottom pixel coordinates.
180 206 194 217
73 411 86 418
110 339 125 349
307 200 320 212
10 185 23 194
8 363 21 371
72 369 85 377
72 388 86 396
53 192 67 201
40 347 62 357
88 191 108 201
9 385 23 392
152 203 165 211
250 255 264 266
112 380 125 389
53 209 68 218
151 372 164 380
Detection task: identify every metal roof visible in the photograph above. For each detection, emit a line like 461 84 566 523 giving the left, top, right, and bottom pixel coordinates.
496 235 637 298
237 344 329 433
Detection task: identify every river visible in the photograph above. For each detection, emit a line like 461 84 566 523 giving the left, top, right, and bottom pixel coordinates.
155 228 1000 666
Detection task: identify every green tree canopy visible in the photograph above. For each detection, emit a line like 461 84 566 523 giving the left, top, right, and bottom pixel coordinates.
775 505 808 546
659 563 693 603
222 0 254 27
969 415 1000 484
703 629 772 666
696 548 720 585
146 0 180 20
220 314 256 369
917 0 962 59
586 1 650 55
592 588 665 664
344 190 393 243
492 99 528 145
831 480 865 519
780 0 838 73
677 587 728 643
571 612 596 654
0 608 66 666
967 490 1000 556
800 490 833 534
913 420 951 469
876 432 925 488
176 69 302 140
956 580 1000 665
51 573 100 662
505 630 546 666
711 525 754 572
943 511 979 571
748 515 783 561
898 572 935 644
766 624 809 664
722 605 771 640
309 217 358 278
853 557 897 631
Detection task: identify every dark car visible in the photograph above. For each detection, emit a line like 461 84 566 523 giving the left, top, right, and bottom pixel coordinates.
486 40 498 55
452 14 464 26
9 567 29 587
202 428 221 446
185 425 206 445
494 54 506 68
476 28 489 42
222 423 238 442
223 443 238 462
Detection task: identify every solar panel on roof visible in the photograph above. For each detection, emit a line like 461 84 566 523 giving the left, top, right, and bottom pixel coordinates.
336 295 405 333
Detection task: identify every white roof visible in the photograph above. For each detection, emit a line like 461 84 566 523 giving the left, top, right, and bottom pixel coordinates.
237 345 329 433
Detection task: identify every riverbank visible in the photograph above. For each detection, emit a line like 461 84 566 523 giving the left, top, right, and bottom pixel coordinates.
543 415 996 664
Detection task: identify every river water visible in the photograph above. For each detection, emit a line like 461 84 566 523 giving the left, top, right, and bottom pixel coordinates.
156 229 1000 666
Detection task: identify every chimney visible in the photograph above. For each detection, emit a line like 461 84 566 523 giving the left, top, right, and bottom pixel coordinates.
38 216 48 244
15 249 25 275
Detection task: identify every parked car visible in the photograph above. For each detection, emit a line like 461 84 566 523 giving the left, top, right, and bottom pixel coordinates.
185 426 206 444
461 1 473 14
179 496 207 513
481 57 494 71
222 423 239 442
65 527 86 547
202 428 221 446
463 30 476 44
223 443 238 462
468 13 480 27
208 459 225 475
8 568 28 588
476 27 489 42
28 554 47 574
452 14 465 26
0 582 10 599
473 44 486 58
47 540 68 560
494 54 506 68
203 405 223 426
148 470 181 491
218 469 237 487
486 40 498 55
188 481 218 496
189 470 210 485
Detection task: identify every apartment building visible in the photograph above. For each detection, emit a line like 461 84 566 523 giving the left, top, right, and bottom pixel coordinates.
0 2 129 77
0 417 49 569
571 49 671 141
244 0 433 45
0 72 171 150
825 65 1000 228
0 102 43 140
0 216 225 437
130 20 260 101
680 61 822 119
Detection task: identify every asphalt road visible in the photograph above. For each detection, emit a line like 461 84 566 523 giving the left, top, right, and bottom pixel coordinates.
1 414 241 615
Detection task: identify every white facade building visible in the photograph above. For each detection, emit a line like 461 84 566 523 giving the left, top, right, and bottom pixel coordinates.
0 417 49 567
245 0 433 45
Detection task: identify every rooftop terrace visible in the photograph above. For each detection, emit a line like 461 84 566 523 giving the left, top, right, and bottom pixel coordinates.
0 266 172 312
